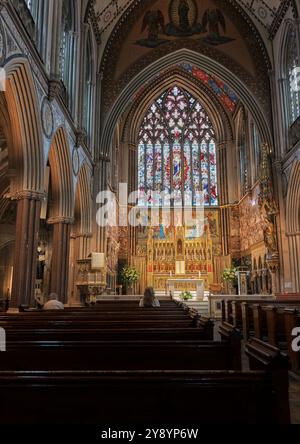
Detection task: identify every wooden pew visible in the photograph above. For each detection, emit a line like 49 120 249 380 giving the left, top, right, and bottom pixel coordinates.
243 305 300 372
3 326 212 342
222 298 300 329
233 300 300 340
0 300 290 424
218 322 242 370
0 370 289 424
245 338 290 424
0 340 241 371
285 309 300 372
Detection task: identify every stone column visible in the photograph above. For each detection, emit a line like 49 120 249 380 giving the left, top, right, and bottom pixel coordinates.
267 255 280 295
128 143 137 257
10 191 44 308
47 217 73 304
217 142 230 257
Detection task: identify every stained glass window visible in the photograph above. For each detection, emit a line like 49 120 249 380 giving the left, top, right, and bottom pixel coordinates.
286 26 300 124
25 0 37 22
138 86 218 207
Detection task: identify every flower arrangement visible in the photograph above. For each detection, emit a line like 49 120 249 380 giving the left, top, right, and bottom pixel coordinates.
222 267 238 285
180 291 193 301
121 266 140 285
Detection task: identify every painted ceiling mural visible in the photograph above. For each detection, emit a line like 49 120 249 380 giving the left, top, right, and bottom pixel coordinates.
95 0 274 121
137 0 235 49
108 0 257 81
90 0 294 46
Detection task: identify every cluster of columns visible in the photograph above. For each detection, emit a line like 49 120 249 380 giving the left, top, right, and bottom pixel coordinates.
8 191 74 308
47 217 73 304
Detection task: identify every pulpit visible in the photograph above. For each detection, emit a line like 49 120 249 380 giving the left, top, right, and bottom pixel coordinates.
76 253 106 305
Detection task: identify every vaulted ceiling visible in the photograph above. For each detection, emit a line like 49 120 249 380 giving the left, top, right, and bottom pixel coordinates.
89 0 295 47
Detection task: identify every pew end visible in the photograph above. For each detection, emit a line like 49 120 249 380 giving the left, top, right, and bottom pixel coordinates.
245 338 291 425
218 322 242 370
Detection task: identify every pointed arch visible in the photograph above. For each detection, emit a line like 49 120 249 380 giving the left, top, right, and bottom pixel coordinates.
124 71 233 145
100 49 272 156
48 127 74 219
75 163 92 235
286 160 300 292
3 57 44 193
286 160 300 235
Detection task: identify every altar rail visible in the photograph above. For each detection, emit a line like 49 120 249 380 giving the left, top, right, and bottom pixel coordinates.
208 295 276 319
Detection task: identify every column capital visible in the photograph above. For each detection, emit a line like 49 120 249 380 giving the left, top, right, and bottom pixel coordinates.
47 216 74 225
5 190 46 201
217 141 231 151
98 154 110 162
48 79 63 102
128 142 137 151
72 232 93 239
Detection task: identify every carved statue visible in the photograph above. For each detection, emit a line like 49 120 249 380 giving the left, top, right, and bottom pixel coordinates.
202 9 226 37
263 215 278 255
258 143 277 215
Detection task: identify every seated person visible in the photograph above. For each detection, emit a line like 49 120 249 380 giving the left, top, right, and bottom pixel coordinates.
42 293 64 310
139 287 160 308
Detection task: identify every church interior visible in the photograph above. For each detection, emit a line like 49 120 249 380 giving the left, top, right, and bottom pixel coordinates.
0 0 300 429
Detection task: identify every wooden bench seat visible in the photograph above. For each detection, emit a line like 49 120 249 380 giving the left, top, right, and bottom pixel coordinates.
4 326 213 341
0 341 241 371
0 370 289 424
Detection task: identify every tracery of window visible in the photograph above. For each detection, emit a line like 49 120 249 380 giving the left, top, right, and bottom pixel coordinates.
25 0 37 22
83 32 93 147
59 0 73 84
138 86 218 207
252 122 261 179
239 117 248 196
286 27 300 124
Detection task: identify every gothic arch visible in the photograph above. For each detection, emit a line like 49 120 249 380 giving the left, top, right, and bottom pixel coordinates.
100 49 272 156
48 127 74 220
286 160 300 291
3 57 44 193
75 163 92 235
123 70 233 145
0 94 13 218
287 160 300 235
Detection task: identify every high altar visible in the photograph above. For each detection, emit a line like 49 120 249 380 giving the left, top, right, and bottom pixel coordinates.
134 210 221 295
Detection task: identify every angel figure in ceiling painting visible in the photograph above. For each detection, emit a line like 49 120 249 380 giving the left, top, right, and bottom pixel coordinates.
201 8 235 46
136 10 167 48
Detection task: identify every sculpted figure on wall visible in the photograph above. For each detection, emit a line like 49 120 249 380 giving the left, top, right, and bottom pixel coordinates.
263 214 278 256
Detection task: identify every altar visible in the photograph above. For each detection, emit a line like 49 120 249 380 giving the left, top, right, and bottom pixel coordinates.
166 278 205 301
